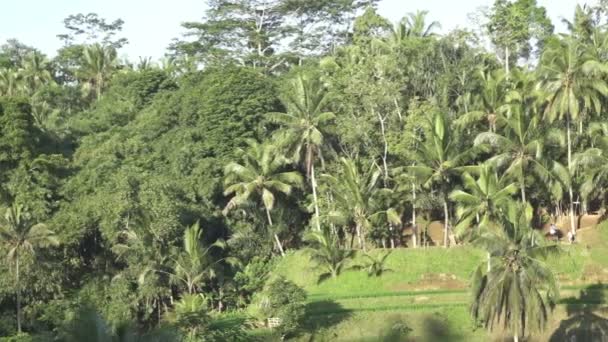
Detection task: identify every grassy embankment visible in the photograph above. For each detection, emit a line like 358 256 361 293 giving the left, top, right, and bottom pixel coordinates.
263 222 608 341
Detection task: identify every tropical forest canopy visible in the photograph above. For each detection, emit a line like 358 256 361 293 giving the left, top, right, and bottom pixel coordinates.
1 1 608 341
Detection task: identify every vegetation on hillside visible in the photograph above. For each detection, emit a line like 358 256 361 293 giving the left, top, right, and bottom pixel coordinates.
1 1 608 341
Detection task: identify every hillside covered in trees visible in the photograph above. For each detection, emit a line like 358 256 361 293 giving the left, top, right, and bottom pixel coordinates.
1 1 608 341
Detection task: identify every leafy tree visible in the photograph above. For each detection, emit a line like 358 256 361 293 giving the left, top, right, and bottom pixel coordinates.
223 140 303 256
57 13 128 49
0 204 59 333
249 277 306 338
471 203 559 342
486 0 554 73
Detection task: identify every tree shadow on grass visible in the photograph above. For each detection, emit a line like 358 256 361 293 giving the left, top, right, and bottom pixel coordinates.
301 300 352 340
550 283 608 342
416 314 467 342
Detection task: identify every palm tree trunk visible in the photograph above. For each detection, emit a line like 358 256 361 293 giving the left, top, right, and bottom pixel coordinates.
520 181 526 203
311 163 322 231
16 255 21 334
566 115 577 235
443 200 449 248
487 252 491 272
513 334 518 342
505 46 510 75
265 207 285 257
375 109 390 185
355 222 366 252
412 183 418 248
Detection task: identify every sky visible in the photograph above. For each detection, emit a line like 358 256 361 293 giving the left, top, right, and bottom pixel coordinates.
0 0 592 61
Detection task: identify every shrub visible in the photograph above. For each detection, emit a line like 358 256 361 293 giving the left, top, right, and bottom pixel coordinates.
250 277 307 338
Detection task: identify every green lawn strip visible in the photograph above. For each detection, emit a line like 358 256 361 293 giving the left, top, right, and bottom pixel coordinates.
306 299 607 318
307 288 467 302
306 302 469 316
306 283 608 302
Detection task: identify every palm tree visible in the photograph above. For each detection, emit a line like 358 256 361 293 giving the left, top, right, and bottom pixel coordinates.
471 203 559 342
574 135 608 210
223 140 303 256
449 164 517 237
305 228 354 282
474 104 555 203
170 222 235 295
403 10 441 38
455 68 506 132
0 204 59 333
21 52 53 94
78 43 117 99
539 35 608 235
408 111 481 247
321 158 388 251
268 73 335 231
0 68 23 97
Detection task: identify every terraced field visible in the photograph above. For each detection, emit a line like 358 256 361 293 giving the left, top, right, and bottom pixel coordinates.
265 224 608 341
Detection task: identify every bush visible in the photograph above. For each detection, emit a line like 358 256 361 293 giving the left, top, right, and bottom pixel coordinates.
249 277 307 338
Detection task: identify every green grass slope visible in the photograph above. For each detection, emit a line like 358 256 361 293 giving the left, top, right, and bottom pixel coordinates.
266 224 608 341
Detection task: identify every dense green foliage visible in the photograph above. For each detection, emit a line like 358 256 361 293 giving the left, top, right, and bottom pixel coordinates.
1 1 608 341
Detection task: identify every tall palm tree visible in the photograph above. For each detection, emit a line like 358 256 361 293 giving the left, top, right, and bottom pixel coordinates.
0 68 23 97
403 10 441 38
455 68 507 132
0 204 59 333
223 140 303 256
449 164 517 237
471 203 559 342
78 43 118 99
574 134 608 209
321 158 387 251
408 111 481 247
268 73 335 231
539 35 608 234
21 52 53 94
474 104 555 203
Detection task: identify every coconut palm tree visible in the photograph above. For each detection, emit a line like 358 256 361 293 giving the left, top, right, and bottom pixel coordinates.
408 111 482 247
170 222 235 295
0 204 59 333
268 73 335 231
403 10 441 38
474 104 556 203
305 228 354 282
455 68 507 132
0 68 23 97
321 158 390 251
574 134 608 209
449 164 518 237
78 43 117 99
539 35 608 234
471 203 560 342
21 52 53 94
223 140 303 256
